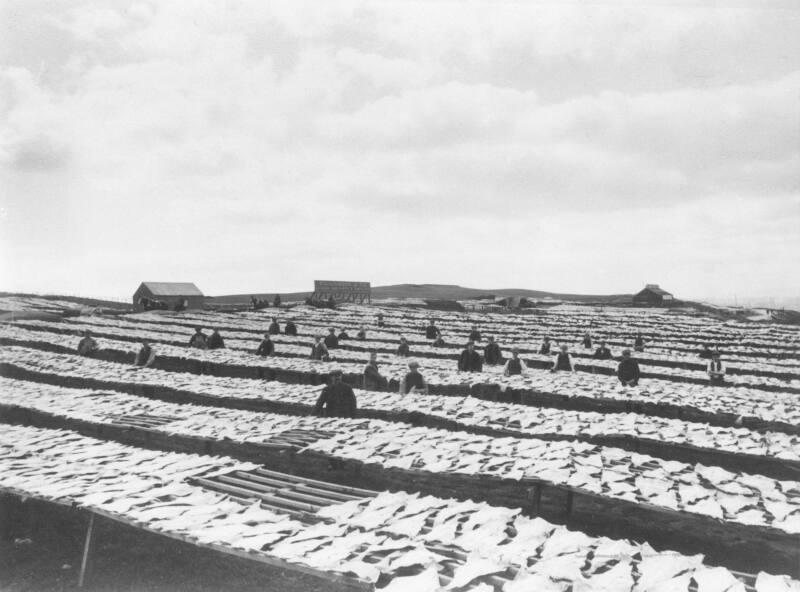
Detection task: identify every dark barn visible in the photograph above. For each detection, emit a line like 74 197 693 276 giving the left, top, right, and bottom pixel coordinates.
633 284 674 306
133 282 204 312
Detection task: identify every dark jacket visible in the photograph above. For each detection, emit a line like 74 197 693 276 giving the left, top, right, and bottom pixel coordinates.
310 342 329 361
539 342 551 355
458 349 483 372
553 352 573 371
338 331 349 341
432 337 446 348
363 363 387 390
268 322 280 335
284 322 297 336
357 330 366 340
618 358 641 385
468 330 482 342
484 342 502 365
583 336 592 349
324 334 339 349
256 339 275 357
425 325 440 339
401 371 425 394
207 332 225 350
505 358 523 376
313 383 357 418
396 343 410 357
189 333 207 349
593 347 613 360
77 336 98 356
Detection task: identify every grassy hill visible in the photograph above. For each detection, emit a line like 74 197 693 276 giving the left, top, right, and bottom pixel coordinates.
212 284 632 304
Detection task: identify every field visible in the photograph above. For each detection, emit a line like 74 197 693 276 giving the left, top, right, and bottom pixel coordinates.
1 295 799 591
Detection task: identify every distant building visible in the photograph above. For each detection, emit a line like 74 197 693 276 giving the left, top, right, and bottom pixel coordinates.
133 282 204 312
633 284 674 306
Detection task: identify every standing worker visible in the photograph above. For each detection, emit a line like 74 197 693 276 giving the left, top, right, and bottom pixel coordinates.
268 317 280 335
189 327 208 349
363 351 388 390
483 336 503 366
503 348 526 376
617 349 641 386
284 319 298 336
207 328 225 350
458 342 483 372
634 333 646 352
134 340 156 367
400 361 428 394
593 341 613 360
77 330 99 357
313 370 357 418
551 345 574 372
324 328 339 349
310 336 330 361
707 353 726 386
396 337 410 357
425 319 441 339
255 334 275 357
539 337 552 355
583 332 593 349
468 325 482 343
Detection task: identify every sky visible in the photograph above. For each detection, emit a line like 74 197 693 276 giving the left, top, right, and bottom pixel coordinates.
1 0 798 305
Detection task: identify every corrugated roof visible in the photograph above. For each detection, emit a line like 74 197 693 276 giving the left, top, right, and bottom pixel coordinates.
139 282 204 297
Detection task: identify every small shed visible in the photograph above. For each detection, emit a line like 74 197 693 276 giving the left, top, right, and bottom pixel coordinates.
133 282 204 312
633 284 674 306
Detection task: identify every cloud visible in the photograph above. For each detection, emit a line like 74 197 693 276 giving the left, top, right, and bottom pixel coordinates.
0 0 798 301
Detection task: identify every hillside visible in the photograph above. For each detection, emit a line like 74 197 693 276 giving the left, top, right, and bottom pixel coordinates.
211 284 632 304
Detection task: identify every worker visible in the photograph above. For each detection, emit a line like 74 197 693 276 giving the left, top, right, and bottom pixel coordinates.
425 319 441 339
593 341 613 360
396 337 410 357
483 336 502 365
617 349 641 386
356 327 367 340
363 351 388 390
377 313 385 328
503 348 526 376
310 336 330 361
699 344 713 359
324 328 339 349
707 353 726 386
582 332 592 349
273 294 281 307
77 330 98 357
400 360 428 394
458 342 483 372
189 327 208 349
539 337 552 355
133 340 155 367
432 334 446 348
313 370 357 418
551 345 574 372
468 325 482 343
206 328 225 350
338 329 350 341
268 317 280 335
634 333 646 352
255 333 275 357
284 319 298 336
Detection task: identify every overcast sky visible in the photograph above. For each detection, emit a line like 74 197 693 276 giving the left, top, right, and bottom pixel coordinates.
1 0 798 303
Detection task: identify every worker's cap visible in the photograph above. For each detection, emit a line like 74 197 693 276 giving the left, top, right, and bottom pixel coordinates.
408 360 420 368
622 348 631 355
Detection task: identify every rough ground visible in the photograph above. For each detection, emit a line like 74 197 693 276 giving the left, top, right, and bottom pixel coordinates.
0 499 334 592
